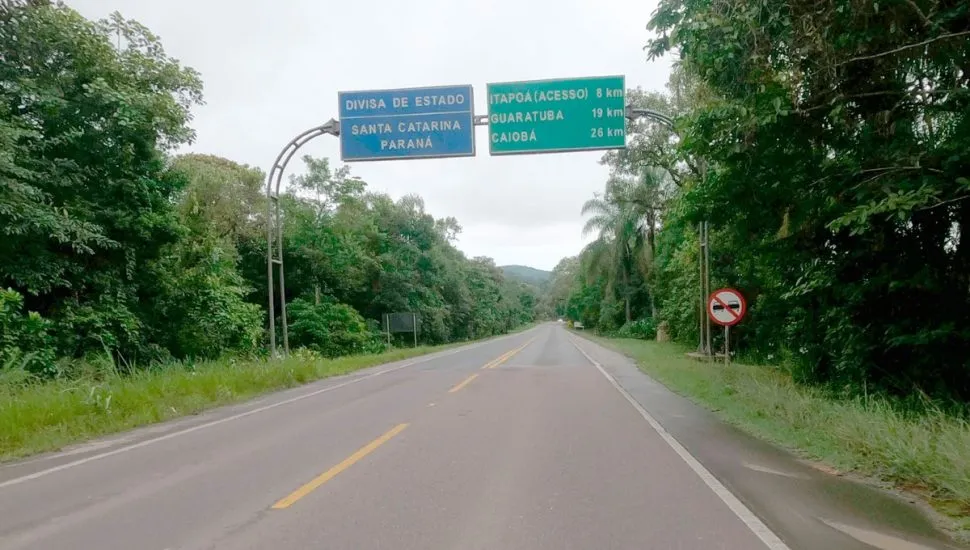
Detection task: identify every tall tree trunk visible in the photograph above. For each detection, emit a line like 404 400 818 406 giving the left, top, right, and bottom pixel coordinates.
647 221 657 319
647 219 656 259
622 268 631 323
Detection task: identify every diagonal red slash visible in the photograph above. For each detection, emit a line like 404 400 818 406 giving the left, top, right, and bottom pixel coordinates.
713 295 740 320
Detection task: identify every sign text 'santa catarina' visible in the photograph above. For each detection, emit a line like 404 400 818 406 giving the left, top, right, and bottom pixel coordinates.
338 85 475 161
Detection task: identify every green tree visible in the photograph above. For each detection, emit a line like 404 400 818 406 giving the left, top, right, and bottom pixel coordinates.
143 235 262 359
645 0 970 396
275 155 538 348
0 2 203 358
542 256 580 319
170 154 266 243
0 4 538 371
580 171 665 324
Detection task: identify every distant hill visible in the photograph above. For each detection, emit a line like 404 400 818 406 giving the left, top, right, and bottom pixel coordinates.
500 265 552 286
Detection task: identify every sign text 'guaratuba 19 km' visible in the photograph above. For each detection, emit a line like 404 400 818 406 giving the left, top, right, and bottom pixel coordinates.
337 75 626 161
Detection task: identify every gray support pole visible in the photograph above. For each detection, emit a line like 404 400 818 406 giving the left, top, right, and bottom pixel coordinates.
698 159 712 356
412 313 418 348
625 107 675 128
267 198 277 356
277 209 289 356
704 221 712 355
699 222 705 353
265 119 341 357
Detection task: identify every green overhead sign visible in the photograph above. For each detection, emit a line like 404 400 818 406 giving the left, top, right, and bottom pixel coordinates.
486 75 626 155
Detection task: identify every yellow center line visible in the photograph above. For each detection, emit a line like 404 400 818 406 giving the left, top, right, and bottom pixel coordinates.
450 337 538 393
481 351 509 370
271 423 409 510
483 352 509 369
485 337 536 369
448 372 479 393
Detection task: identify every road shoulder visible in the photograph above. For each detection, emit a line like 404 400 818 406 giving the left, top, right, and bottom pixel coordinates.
570 332 964 550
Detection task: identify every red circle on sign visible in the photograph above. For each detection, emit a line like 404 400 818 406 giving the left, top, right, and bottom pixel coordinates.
707 287 746 327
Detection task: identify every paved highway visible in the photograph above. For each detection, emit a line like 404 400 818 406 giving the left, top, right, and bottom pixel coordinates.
0 324 959 549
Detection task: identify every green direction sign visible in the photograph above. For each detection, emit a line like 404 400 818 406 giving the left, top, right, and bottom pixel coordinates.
486 75 626 155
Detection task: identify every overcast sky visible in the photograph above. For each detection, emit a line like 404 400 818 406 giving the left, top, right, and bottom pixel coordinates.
69 0 670 271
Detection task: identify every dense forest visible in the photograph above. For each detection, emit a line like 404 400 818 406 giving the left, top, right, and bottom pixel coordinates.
4 0 969 404
0 1 540 376
549 0 970 399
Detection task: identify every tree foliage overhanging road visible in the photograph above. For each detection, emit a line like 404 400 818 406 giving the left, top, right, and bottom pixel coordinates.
0 1 540 376
549 0 970 399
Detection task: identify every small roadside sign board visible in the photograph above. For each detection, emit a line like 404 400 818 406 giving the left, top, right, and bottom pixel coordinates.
338 84 475 162
486 75 626 155
708 288 746 327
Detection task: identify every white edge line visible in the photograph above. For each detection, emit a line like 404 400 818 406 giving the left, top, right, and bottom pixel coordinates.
0 329 538 490
568 336 792 550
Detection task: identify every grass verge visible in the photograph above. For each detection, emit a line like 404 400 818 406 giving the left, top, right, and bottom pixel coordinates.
0 335 504 462
587 335 970 538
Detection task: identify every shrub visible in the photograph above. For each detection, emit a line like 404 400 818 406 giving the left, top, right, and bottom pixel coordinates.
288 298 385 357
0 288 55 376
597 299 624 332
617 317 658 340
147 238 263 359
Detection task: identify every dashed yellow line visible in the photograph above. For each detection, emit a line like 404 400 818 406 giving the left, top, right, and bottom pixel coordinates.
448 373 480 393
449 337 537 393
483 337 536 369
271 423 409 509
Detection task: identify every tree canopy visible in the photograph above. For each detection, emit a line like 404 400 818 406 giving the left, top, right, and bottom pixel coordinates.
0 2 538 374
6 0 969 402
554 0 970 399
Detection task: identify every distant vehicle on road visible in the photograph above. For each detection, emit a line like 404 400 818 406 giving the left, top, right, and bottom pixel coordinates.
557 318 564 323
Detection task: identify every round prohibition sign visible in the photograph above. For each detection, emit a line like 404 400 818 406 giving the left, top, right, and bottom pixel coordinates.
708 288 746 327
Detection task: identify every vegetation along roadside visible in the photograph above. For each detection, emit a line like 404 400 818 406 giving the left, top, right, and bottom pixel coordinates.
0 3 545 462
0 326 538 462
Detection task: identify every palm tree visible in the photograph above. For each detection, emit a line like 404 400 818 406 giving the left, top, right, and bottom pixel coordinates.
624 166 668 318
581 167 669 323
581 179 638 324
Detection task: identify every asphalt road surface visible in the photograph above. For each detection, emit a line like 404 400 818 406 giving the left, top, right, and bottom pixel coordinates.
0 324 960 550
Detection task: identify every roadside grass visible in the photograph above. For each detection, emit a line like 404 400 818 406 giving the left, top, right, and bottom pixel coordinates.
0 337 492 462
587 335 970 537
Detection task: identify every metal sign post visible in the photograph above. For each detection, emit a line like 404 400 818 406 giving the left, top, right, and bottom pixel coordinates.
266 119 340 358
707 287 746 363
699 221 711 355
